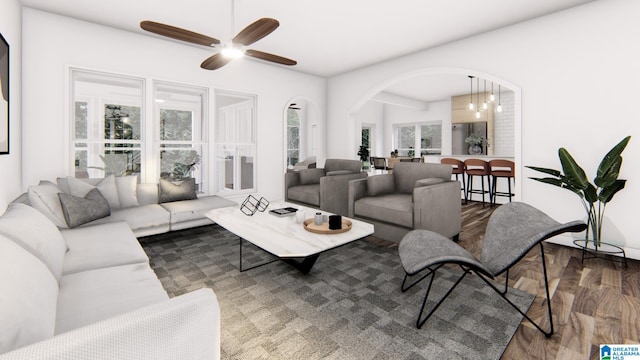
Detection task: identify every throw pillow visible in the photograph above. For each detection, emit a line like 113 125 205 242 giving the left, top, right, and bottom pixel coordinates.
27 181 68 228
158 178 198 203
115 175 139 208
0 203 68 282
58 188 111 228
62 175 121 209
298 168 325 185
367 174 395 197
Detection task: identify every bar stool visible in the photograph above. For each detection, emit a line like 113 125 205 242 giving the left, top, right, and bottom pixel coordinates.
440 158 467 203
464 159 491 208
489 159 515 206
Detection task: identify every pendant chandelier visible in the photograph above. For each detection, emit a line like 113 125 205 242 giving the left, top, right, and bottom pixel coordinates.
467 75 503 114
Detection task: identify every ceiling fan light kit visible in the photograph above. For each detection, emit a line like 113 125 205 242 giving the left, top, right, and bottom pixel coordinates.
140 3 296 71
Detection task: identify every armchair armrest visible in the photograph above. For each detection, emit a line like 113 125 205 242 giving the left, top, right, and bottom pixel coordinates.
284 172 301 202
320 172 367 216
413 181 462 239
0 288 220 360
348 178 369 218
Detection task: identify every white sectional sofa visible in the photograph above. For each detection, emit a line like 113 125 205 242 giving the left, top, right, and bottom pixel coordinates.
0 176 237 358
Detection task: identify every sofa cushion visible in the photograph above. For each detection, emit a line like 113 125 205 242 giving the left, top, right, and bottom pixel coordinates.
287 184 320 206
59 175 121 210
0 234 58 354
81 204 170 233
115 175 140 208
58 188 111 228
158 178 198 203
60 221 149 275
0 203 67 281
55 262 168 334
161 195 237 224
366 174 395 197
27 181 68 228
354 193 413 228
298 168 325 185
137 183 160 205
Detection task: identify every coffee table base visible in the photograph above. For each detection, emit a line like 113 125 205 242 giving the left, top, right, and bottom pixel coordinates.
239 237 320 274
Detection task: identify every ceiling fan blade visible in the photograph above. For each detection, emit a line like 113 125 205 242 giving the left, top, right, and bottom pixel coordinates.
232 18 279 46
200 53 232 70
140 20 220 46
245 49 297 66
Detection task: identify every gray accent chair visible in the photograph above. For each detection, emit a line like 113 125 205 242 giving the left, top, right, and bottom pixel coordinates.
285 159 367 216
398 202 587 334
348 162 461 243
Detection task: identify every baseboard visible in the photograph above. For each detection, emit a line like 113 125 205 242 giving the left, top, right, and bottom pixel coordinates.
546 234 640 261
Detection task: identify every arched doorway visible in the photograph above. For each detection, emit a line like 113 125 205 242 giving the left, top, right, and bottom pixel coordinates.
348 67 522 201
283 97 323 172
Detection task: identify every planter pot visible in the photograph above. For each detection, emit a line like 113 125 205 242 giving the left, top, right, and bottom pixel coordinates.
468 145 482 155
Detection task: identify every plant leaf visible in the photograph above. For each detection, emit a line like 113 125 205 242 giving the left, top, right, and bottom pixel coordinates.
595 136 630 187
558 148 590 190
583 183 598 203
599 179 626 203
529 177 584 198
594 156 622 188
525 166 561 177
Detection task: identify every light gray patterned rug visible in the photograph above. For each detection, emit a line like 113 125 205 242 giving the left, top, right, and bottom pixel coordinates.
141 225 534 360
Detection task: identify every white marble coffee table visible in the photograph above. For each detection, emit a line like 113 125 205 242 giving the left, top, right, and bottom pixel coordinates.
204 201 374 273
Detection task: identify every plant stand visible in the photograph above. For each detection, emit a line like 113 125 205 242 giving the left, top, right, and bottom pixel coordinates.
572 239 628 268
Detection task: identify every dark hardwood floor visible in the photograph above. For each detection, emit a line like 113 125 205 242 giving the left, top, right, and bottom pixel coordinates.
456 201 640 360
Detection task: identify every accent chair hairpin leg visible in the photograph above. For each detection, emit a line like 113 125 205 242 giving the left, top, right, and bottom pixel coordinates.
413 265 470 329
474 242 554 337
401 264 441 293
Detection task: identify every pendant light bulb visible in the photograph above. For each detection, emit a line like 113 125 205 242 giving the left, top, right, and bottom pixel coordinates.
496 84 503 113
468 75 474 111
482 80 488 110
489 82 496 102
475 110 481 119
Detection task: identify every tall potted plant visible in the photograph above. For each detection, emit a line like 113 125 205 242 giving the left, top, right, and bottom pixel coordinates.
526 135 631 248
357 145 370 170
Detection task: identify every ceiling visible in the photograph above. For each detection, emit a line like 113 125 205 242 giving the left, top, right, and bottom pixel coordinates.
20 0 595 101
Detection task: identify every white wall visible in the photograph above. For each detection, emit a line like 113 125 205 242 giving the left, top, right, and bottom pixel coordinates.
327 0 640 258
0 0 22 211
21 8 326 203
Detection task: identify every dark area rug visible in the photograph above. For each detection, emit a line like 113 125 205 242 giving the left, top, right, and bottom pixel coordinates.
141 224 534 360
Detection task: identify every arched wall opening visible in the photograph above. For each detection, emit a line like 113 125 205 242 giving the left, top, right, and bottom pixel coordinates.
347 66 522 202
283 96 323 173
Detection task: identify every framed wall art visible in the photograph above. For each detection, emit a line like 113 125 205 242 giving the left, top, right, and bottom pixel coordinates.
0 32 8 154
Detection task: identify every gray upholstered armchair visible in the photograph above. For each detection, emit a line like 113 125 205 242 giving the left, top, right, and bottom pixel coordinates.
348 162 461 242
285 159 367 216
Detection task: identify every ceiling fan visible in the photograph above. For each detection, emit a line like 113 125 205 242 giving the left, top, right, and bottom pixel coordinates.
140 3 296 71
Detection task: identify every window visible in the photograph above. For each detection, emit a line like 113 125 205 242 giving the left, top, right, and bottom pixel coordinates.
70 69 208 189
286 108 300 168
71 70 144 179
420 123 442 155
214 91 256 194
393 121 442 157
361 125 372 157
155 81 207 191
